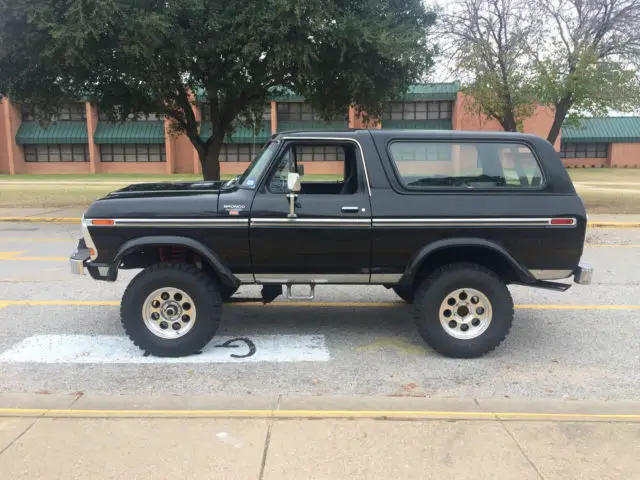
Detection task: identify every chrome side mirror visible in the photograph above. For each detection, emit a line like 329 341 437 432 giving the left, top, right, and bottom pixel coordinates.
287 172 301 192
286 172 301 218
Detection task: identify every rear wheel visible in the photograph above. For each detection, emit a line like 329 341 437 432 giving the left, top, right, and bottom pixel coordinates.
413 263 513 358
120 262 222 357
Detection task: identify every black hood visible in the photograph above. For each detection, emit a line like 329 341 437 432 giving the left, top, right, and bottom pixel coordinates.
106 180 225 198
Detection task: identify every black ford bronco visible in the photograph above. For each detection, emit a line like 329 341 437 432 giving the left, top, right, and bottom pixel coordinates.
70 129 592 358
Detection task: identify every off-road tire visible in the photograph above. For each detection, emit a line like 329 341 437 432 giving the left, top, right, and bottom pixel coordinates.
392 285 414 303
120 262 222 357
413 262 513 358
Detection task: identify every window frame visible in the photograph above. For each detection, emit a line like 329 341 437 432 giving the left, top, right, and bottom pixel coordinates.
382 101 453 121
384 138 548 193
23 144 89 163
559 142 608 159
100 144 166 163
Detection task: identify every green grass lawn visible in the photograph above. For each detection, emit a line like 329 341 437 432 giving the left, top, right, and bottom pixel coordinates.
0 169 638 213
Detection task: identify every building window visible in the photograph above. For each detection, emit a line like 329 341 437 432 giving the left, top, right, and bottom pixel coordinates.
560 142 608 159
21 104 86 122
23 144 89 163
387 141 544 189
201 104 271 123
100 144 166 162
218 144 263 162
276 103 345 122
382 101 453 121
98 110 163 122
296 145 346 162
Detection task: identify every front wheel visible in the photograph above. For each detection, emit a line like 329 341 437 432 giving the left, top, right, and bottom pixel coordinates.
413 263 513 358
120 262 222 357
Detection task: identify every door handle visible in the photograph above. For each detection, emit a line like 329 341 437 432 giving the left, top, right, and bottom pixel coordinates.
341 206 359 213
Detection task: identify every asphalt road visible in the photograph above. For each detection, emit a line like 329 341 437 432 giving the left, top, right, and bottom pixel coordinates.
0 223 639 400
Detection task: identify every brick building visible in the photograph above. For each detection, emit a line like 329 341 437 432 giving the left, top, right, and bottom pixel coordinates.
1 82 638 175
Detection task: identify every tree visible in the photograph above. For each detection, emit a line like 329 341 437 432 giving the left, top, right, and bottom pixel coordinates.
434 0 544 132
0 0 437 180
532 0 640 144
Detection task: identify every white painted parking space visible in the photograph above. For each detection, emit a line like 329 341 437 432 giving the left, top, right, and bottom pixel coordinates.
0 334 330 363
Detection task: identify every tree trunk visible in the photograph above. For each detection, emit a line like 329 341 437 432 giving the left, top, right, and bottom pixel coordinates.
200 139 223 181
500 109 518 132
547 96 572 146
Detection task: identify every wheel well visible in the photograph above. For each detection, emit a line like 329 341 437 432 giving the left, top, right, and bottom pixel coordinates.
411 246 524 288
119 245 223 285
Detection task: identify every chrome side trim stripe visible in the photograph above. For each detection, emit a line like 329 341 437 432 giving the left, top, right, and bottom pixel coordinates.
86 217 576 228
372 217 577 228
254 273 370 284
88 218 249 228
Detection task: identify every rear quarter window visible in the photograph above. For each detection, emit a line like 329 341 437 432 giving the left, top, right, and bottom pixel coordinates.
387 141 545 189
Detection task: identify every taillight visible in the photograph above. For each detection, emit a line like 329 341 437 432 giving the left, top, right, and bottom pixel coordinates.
550 218 575 225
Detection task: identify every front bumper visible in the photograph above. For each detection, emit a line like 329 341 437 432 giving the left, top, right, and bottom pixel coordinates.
574 263 593 285
69 239 116 281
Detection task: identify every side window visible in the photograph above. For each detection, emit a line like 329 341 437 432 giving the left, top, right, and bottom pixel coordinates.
387 141 544 189
265 142 358 195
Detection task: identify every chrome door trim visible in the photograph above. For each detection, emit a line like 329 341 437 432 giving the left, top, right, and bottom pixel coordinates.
251 218 371 228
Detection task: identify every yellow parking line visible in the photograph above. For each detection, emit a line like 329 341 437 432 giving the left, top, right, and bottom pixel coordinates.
587 244 640 247
0 300 639 310
0 238 71 243
0 256 68 261
0 407 638 421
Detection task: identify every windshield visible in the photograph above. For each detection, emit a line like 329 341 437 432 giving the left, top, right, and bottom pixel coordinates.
235 140 281 189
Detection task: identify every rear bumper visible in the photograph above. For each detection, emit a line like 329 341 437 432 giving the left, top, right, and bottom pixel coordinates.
573 262 593 285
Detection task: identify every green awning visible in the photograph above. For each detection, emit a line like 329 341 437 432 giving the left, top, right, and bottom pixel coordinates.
199 123 271 143
561 117 640 143
380 119 453 130
400 83 460 101
16 121 88 144
94 121 165 144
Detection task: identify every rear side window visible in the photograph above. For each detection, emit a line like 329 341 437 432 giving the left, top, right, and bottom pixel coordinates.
387 141 544 189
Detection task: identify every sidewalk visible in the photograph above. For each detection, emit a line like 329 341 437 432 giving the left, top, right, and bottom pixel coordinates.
0 207 640 227
1 394 639 479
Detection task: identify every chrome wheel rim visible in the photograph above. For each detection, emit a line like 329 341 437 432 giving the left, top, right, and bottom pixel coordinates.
142 287 196 339
439 288 492 340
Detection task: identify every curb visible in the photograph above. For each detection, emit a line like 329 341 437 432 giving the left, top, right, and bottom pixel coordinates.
1 217 640 228
0 217 80 224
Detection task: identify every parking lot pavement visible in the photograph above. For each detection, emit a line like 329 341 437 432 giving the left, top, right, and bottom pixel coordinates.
0 224 639 401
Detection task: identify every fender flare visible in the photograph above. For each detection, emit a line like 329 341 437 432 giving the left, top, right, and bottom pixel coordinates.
400 237 535 285
114 235 240 289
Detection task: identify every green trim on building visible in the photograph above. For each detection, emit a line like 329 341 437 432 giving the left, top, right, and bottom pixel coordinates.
195 82 461 103
94 122 165 144
380 119 453 130
199 123 271 143
16 121 88 145
399 83 460 101
561 117 640 143
277 120 349 132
